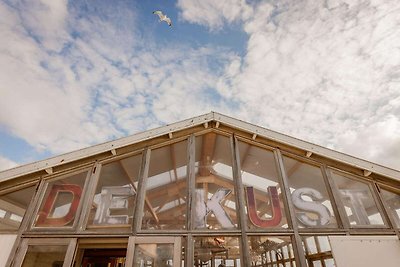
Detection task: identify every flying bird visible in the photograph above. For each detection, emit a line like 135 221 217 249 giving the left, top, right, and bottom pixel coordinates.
153 10 172 27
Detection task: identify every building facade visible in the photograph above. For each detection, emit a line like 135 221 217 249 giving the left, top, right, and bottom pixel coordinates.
0 112 399 267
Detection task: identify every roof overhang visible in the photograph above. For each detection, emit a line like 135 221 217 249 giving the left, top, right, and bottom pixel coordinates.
1 112 399 183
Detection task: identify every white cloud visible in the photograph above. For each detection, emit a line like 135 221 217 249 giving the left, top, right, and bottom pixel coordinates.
177 0 253 30
184 0 400 170
1 0 399 174
0 156 18 172
0 0 234 156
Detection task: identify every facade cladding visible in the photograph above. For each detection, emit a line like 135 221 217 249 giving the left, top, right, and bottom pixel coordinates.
0 113 399 267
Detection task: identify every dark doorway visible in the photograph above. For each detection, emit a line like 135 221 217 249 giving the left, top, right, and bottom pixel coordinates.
80 249 126 267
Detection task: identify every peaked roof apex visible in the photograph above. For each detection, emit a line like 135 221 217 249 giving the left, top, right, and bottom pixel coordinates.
1 112 399 183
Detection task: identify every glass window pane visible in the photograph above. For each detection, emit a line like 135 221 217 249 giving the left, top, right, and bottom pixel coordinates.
380 187 400 228
304 237 317 254
331 171 385 226
21 245 68 267
142 140 188 230
302 236 336 267
134 243 173 267
87 154 141 231
317 236 330 253
239 142 288 229
325 258 335 267
248 236 293 267
194 236 240 266
312 260 322 267
282 156 337 228
0 185 37 230
194 134 238 230
35 171 89 228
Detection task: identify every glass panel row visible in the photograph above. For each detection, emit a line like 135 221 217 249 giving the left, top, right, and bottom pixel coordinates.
1 133 400 233
17 235 337 267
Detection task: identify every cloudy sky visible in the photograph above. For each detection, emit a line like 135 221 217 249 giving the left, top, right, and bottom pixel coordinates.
0 0 399 172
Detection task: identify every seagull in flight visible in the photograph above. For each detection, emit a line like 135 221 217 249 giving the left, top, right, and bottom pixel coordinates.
153 10 172 27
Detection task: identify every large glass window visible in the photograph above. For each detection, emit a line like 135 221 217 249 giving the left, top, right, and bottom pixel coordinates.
282 156 337 228
248 235 294 267
34 170 89 228
134 243 174 267
142 140 188 230
21 244 68 267
195 133 238 230
302 236 335 267
86 153 141 231
0 185 37 231
331 170 385 226
193 236 240 266
379 186 400 228
239 141 288 229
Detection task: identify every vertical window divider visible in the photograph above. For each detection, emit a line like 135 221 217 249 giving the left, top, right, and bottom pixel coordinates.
321 164 346 230
10 238 29 267
5 178 46 267
71 168 94 231
26 178 51 231
274 149 307 267
323 168 350 232
371 182 399 239
20 178 46 232
126 236 136 267
367 181 391 229
186 135 195 267
77 162 102 232
62 238 78 267
231 135 250 266
132 148 151 234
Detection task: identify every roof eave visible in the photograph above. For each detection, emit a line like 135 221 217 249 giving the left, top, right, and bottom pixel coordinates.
1 111 399 183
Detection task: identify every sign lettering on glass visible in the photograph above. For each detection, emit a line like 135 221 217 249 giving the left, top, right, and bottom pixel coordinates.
194 188 235 229
36 184 82 227
291 187 331 226
93 185 135 225
246 186 282 227
37 184 336 228
340 189 370 225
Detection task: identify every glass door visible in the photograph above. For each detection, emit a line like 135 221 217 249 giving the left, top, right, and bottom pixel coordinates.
126 236 181 267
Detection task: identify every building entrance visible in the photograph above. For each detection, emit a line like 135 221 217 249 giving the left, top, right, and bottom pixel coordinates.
80 248 126 267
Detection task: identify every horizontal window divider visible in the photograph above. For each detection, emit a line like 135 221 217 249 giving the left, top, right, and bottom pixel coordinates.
347 229 398 235
21 233 132 238
246 232 294 236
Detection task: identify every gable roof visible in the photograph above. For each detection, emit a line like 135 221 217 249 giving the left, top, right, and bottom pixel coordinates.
1 111 399 183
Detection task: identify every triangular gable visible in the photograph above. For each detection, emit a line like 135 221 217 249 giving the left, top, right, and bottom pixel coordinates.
1 112 399 184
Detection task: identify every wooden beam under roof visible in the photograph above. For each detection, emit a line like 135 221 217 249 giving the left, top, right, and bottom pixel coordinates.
119 160 159 224
199 132 217 176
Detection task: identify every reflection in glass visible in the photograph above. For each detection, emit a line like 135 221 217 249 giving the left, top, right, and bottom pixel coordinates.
380 187 400 228
194 236 240 267
282 156 337 228
87 154 141 231
194 134 238 230
21 245 68 267
302 236 335 267
238 142 288 229
0 185 36 231
248 236 294 267
142 140 188 230
331 171 385 226
35 171 89 228
134 243 174 267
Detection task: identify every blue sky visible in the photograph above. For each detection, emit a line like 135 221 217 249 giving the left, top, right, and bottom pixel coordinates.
1 0 400 171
